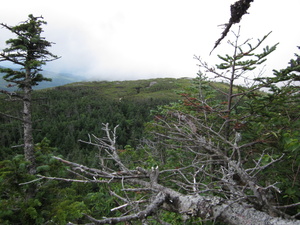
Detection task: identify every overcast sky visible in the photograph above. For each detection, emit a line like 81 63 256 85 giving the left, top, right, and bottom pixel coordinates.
0 0 299 81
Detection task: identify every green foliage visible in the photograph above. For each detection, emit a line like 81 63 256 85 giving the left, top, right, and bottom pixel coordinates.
0 155 37 224
217 32 278 71
0 140 125 224
145 33 300 218
0 14 59 88
1 24 299 223
0 138 110 224
0 78 194 224
0 78 190 164
245 49 300 215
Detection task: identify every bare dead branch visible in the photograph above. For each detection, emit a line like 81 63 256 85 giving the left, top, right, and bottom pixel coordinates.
79 123 129 172
0 111 24 122
121 188 154 193
39 120 300 223
110 199 147 212
37 175 106 183
83 192 166 224
19 177 44 185
276 202 300 209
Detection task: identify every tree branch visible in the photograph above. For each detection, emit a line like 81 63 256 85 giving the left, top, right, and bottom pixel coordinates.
0 111 24 122
83 192 166 224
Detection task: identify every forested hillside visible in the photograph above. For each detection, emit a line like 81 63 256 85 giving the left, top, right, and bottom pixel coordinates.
0 78 193 164
1 12 300 225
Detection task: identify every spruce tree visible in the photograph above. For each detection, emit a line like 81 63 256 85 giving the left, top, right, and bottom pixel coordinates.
0 14 59 174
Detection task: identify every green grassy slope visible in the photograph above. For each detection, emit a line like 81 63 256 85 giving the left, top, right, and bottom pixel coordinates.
61 77 194 101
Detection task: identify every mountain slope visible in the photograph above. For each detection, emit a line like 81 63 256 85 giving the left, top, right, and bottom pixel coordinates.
0 77 195 162
60 77 194 101
0 68 85 91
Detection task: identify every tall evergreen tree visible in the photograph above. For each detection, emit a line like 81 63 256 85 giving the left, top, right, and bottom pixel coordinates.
0 14 59 174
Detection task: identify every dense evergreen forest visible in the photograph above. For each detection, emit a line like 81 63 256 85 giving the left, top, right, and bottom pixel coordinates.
0 78 191 164
0 77 219 224
1 13 300 225
1 73 299 224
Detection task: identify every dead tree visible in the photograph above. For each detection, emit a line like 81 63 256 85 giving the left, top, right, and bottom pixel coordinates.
37 122 300 225
36 30 300 224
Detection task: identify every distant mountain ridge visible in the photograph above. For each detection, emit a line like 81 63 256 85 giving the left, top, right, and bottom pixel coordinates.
0 66 85 91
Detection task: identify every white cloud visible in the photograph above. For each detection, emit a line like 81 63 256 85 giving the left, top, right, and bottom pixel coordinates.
0 0 299 81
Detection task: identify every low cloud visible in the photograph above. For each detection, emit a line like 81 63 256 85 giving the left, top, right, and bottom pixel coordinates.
1 0 300 81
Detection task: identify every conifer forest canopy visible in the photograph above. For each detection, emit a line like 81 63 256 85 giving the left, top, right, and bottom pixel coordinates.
1 1 300 224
